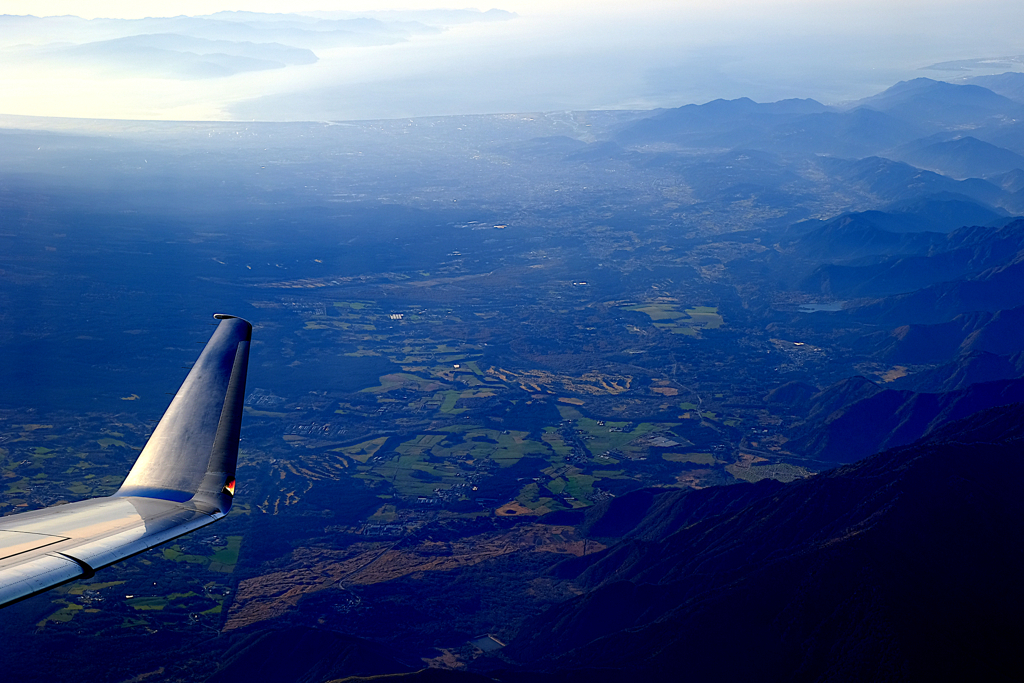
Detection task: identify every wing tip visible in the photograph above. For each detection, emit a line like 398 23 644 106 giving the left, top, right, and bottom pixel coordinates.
213 314 252 340
115 314 252 505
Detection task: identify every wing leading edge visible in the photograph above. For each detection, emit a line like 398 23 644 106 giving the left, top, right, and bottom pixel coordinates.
0 315 251 608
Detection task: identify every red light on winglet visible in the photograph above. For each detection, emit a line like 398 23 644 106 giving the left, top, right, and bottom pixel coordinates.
223 478 236 496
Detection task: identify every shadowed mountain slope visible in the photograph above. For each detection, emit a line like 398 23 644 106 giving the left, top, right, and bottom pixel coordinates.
205 626 418 683
872 303 1024 364
891 350 1024 393
846 252 1024 325
763 381 820 412
787 216 944 261
540 479 785 547
785 376 1024 463
326 670 494 683
497 403 1024 683
798 215 1024 297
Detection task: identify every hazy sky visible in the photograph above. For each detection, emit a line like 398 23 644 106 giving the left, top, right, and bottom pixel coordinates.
5 1 665 18
1 1 1022 121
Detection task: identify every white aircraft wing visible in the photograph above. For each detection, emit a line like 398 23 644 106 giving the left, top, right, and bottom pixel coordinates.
0 314 251 608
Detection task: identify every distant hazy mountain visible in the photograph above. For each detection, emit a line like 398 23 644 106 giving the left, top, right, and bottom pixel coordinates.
885 134 1024 179
757 106 926 157
612 97 932 158
33 33 318 78
817 156 1005 205
0 10 506 80
304 8 517 25
850 77 1024 131
965 71 1024 103
613 97 830 149
972 119 1024 157
500 403 1024 682
0 13 431 49
615 78 1024 167
797 212 1021 296
994 168 1024 193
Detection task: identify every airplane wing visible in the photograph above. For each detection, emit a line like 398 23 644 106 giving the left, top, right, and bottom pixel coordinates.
0 314 252 608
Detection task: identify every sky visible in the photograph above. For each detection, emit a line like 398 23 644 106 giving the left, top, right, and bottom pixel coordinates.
0 1 1022 121
6 0 662 18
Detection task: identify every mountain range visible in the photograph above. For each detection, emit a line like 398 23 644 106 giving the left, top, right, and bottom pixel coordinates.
782 376 1024 463
487 403 1024 681
613 77 1024 164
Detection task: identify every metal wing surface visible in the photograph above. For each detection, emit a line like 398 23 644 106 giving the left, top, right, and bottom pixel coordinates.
0 315 251 608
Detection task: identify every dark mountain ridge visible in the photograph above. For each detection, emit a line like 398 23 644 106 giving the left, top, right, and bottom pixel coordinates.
788 197 1006 255
871 302 1024 363
205 626 419 683
890 350 1024 393
785 375 1024 463
845 250 1024 325
494 403 1024 682
798 215 1024 297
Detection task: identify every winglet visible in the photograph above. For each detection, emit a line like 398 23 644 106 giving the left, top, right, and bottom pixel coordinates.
115 315 252 513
